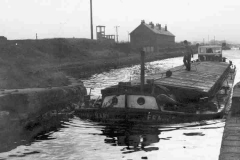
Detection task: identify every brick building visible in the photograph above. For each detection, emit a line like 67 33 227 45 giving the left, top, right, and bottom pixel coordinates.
130 20 175 52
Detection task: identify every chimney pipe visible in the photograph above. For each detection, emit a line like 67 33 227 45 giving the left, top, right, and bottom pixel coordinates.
165 25 167 31
149 22 154 28
140 50 145 93
141 20 145 24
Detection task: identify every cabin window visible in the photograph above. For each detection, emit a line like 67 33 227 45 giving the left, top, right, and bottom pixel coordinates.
137 97 145 105
207 48 213 53
112 97 118 105
199 48 206 53
212 48 221 53
102 95 125 108
127 95 158 110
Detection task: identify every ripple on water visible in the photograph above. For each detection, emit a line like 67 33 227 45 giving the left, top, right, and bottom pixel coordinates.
0 116 226 160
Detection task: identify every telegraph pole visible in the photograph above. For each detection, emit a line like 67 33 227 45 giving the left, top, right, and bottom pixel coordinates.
115 26 120 43
90 0 93 39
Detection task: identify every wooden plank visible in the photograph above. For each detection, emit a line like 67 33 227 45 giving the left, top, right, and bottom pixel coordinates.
134 61 230 95
154 81 207 91
154 79 212 89
166 75 216 85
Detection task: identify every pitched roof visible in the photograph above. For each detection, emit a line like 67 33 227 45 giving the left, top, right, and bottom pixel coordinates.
130 22 175 37
144 24 175 37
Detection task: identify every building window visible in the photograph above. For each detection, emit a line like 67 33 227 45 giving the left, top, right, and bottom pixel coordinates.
143 46 154 53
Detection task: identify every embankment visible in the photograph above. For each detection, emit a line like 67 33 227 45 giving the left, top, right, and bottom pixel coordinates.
59 45 192 78
0 77 86 152
2 38 195 86
0 76 86 125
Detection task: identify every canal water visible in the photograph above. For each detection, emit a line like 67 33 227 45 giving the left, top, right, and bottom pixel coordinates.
0 50 240 160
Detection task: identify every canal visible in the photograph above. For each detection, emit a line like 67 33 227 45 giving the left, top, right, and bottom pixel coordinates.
0 50 240 160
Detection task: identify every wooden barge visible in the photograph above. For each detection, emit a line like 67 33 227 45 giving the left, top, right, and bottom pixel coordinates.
75 45 236 124
132 61 233 102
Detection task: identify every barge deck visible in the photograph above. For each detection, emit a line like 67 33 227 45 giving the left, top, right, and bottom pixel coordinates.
132 61 232 100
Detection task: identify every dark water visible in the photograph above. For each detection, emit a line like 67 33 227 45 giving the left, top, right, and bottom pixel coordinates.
0 50 239 160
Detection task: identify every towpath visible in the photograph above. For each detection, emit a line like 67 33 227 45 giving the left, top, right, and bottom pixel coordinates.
219 82 240 160
0 76 82 97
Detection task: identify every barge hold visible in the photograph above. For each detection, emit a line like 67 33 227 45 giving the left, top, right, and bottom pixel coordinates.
75 45 236 124
134 61 233 102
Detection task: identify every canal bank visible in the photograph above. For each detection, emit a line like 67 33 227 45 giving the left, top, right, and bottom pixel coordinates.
0 76 86 152
219 82 240 160
59 47 194 78
0 38 196 89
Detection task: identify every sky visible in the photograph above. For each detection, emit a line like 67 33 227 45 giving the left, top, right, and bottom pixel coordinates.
1 0 240 43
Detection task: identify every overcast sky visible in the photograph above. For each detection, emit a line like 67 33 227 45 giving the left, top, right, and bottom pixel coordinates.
1 0 240 43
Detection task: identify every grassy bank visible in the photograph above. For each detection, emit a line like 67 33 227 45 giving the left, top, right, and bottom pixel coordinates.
0 38 195 89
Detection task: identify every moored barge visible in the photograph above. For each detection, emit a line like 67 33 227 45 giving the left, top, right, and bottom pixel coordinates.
75 45 236 124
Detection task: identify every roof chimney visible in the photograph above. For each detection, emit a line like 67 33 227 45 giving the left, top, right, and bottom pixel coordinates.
149 22 154 28
141 20 145 24
165 25 167 31
158 24 161 30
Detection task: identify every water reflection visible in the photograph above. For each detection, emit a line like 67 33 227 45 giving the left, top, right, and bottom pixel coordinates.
0 117 226 160
101 123 160 153
0 116 66 153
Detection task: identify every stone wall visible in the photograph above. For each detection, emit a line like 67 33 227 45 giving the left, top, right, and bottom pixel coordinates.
0 83 86 128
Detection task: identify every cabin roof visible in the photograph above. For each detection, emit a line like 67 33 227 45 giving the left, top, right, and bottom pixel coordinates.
199 45 222 49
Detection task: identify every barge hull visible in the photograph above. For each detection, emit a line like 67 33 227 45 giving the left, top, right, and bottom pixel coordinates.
75 108 224 125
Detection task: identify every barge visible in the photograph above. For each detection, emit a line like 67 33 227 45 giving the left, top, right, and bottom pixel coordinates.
75 45 236 124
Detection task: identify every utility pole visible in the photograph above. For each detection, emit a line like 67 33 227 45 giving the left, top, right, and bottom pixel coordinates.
214 36 215 45
115 26 120 43
90 0 93 39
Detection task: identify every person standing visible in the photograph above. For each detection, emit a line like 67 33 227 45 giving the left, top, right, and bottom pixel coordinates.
183 40 193 71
